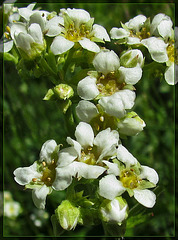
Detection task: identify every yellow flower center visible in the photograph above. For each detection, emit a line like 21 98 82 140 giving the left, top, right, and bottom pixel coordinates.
64 23 91 42
120 169 140 189
130 27 150 40
90 113 117 133
96 72 125 97
79 147 97 165
166 43 178 64
41 160 56 187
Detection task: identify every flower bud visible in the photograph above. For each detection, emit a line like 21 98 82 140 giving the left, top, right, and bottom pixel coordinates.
55 200 80 231
120 49 144 68
93 49 120 75
117 111 146 136
53 84 74 100
100 197 128 225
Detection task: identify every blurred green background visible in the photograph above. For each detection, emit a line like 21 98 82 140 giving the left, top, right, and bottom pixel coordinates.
2 0 176 239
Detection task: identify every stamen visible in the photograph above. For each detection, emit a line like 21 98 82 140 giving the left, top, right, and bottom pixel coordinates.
32 178 37 182
6 26 11 33
42 161 46 167
100 116 104 122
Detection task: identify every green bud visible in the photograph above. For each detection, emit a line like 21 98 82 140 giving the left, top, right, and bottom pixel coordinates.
53 84 74 100
117 111 146 136
100 197 128 225
43 89 55 101
120 49 144 68
55 200 80 231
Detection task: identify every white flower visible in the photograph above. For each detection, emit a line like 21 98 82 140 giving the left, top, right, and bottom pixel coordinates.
98 90 136 118
110 14 149 45
98 146 159 208
141 37 168 63
13 140 71 209
50 8 110 55
150 13 173 40
11 21 45 59
58 122 119 180
100 197 128 225
93 49 120 75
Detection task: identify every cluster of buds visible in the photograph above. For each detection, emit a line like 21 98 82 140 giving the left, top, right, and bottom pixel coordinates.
2 2 175 236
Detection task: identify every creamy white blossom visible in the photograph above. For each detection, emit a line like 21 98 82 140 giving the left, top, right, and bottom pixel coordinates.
50 8 110 54
110 14 149 45
99 145 159 208
13 140 75 209
60 122 119 173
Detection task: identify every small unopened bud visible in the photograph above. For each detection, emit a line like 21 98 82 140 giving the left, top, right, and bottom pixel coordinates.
120 49 144 68
100 197 128 225
55 200 80 231
54 84 74 100
117 111 146 136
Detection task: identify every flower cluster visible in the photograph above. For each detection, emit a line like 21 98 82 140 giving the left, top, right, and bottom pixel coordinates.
110 14 177 85
2 2 174 236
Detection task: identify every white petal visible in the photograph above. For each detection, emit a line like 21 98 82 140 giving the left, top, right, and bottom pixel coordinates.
151 13 166 35
117 144 138 167
139 166 159 185
92 24 110 41
127 37 141 45
15 32 34 52
158 19 173 39
67 137 81 158
10 22 27 40
117 89 136 109
4 40 13 53
29 12 46 32
66 8 91 25
165 64 176 85
32 185 50 209
119 66 142 84
77 76 99 100
50 36 74 55
94 128 119 157
13 162 41 185
141 37 168 63
45 16 63 37
127 15 146 32
28 23 43 44
18 7 33 21
99 175 125 200
52 164 75 190
110 27 130 39
75 122 94 148
73 161 105 179
93 49 120 75
57 147 77 167
79 38 100 53
76 100 99 122
133 189 156 208
9 12 20 24
99 94 125 118
102 160 120 176
39 139 57 164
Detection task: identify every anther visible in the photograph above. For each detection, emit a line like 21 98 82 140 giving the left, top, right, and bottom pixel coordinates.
100 116 104 122
42 161 46 167
32 178 37 182
6 26 11 33
47 177 51 182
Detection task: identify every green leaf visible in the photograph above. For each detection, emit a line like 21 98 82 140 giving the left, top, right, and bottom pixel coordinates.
3 52 18 64
137 180 156 190
126 212 150 229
